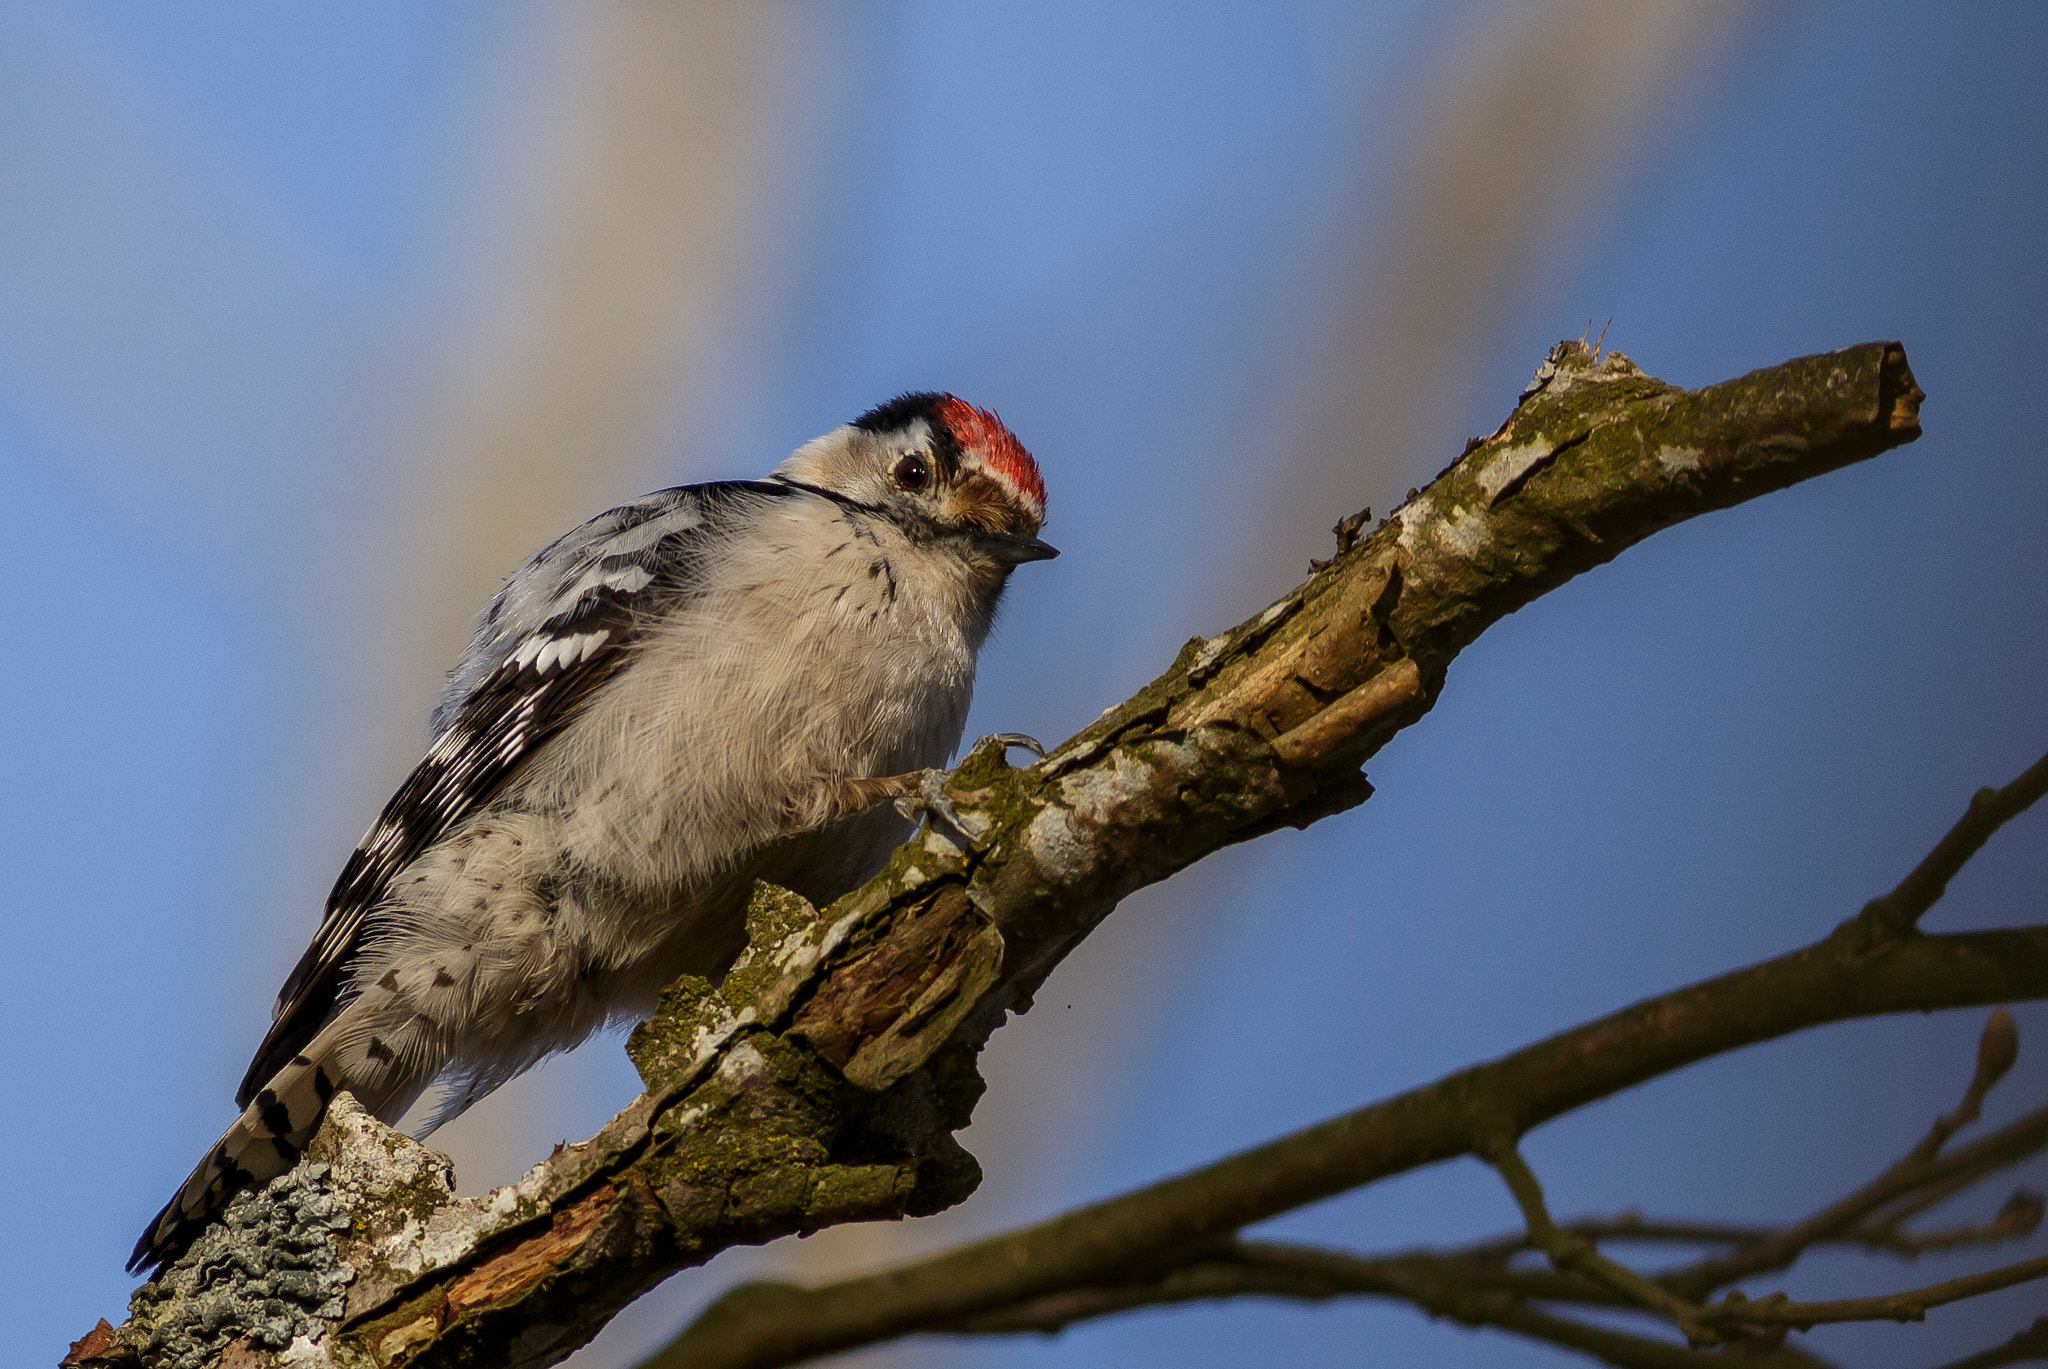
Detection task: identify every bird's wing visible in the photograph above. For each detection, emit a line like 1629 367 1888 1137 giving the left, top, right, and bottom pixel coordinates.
237 481 789 1107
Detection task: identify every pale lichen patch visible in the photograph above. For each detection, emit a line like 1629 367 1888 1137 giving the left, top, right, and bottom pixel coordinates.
1252 597 1296 633
1476 438 1558 503
1657 444 1704 474
1189 632 1233 678
1395 491 1436 554
1026 804 1086 880
1438 505 1489 558
278 1334 330 1367
717 1041 773 1088
1029 737 1203 883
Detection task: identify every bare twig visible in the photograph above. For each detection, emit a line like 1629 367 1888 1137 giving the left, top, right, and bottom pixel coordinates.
1663 1010 2048 1301
1874 1172 2045 1236
1848 755 2048 946
1695 1254 2048 1329
1869 1193 2046 1255
1546 1200 2044 1259
938 1242 1837 1369
1485 1139 1716 1342
1912 1008 2023 1165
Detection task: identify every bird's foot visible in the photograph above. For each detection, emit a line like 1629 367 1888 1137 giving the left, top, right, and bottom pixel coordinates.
893 767 973 841
891 736 1042 841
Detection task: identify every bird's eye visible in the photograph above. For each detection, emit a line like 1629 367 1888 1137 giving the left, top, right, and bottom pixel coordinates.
893 453 931 491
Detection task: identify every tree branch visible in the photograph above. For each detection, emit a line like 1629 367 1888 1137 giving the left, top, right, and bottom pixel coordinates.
904 1106 2048 1341
1660 1012 2040 1301
944 1239 1844 1369
658 919 2048 1368
651 743 2046 1369
670 1007 2045 1369
1850 755 2048 945
82 340 1934 1369
1693 1254 2048 1331
1487 1139 1716 1341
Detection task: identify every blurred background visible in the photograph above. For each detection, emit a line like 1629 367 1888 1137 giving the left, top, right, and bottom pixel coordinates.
6 2 2045 1366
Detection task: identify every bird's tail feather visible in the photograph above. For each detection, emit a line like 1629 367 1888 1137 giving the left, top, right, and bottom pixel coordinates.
128 1013 425 1274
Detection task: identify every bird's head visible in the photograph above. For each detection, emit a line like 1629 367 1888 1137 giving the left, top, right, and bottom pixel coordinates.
774 392 1055 572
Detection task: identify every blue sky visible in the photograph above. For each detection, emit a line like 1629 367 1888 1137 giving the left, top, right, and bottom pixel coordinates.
4 4 2044 1367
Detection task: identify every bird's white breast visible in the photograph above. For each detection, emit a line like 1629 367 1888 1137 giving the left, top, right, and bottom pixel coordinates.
508 491 983 910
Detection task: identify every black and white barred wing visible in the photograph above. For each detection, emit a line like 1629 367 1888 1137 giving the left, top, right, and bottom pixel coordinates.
235 484 754 1109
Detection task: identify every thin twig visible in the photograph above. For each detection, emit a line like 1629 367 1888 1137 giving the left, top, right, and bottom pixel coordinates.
1547 1201 2044 1259
939 1242 1838 1369
1658 1011 2038 1300
1696 1254 2048 1329
1661 1099 2048 1300
1873 1170 2044 1234
1486 1139 1718 1344
1863 1192 2045 1256
1849 752 2048 945
1911 1009 2022 1166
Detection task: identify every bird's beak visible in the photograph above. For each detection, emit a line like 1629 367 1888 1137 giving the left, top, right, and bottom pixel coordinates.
970 529 1061 565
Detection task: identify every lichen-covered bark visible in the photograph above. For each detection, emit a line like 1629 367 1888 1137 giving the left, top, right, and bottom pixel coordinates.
81 341 1927 1369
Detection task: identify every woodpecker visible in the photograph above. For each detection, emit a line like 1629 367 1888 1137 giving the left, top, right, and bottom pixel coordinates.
132 393 1054 1274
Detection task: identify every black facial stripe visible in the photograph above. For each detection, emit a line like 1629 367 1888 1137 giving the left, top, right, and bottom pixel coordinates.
928 419 962 477
770 477 876 516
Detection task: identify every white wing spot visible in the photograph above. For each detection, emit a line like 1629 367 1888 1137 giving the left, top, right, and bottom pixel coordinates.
603 565 653 594
603 508 701 557
552 562 654 616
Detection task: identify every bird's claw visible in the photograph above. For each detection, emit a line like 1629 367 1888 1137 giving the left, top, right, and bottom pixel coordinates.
894 768 973 841
983 731 1046 759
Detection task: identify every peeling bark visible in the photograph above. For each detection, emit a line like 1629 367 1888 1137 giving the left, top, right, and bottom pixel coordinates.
81 340 1931 1369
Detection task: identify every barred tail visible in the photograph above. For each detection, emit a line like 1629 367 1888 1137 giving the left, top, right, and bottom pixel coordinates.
128 1013 426 1274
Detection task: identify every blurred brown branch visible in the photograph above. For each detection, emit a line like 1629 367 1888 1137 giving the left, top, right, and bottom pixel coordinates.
85 340 1983 1369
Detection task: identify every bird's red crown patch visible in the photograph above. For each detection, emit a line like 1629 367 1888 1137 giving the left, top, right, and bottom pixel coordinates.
937 397 1046 515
